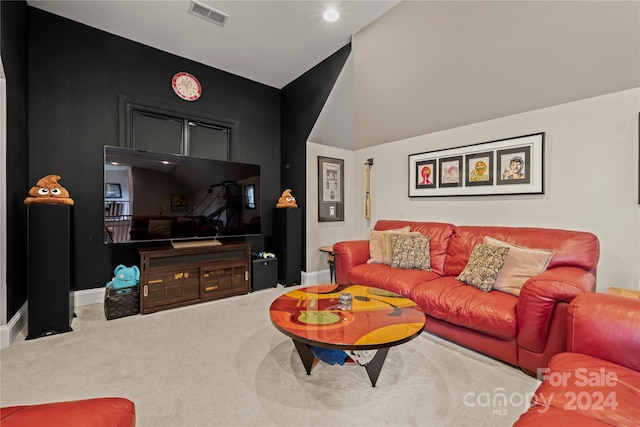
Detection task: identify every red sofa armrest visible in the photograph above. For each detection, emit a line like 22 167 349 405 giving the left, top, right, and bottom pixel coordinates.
517 266 595 353
333 240 370 285
1 398 136 427
568 293 640 371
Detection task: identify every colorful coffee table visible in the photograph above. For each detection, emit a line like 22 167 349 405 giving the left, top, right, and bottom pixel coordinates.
269 284 426 386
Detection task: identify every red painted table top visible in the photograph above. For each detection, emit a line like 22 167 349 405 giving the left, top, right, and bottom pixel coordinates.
269 284 426 350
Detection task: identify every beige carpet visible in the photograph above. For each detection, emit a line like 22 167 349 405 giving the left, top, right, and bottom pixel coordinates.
1 285 537 426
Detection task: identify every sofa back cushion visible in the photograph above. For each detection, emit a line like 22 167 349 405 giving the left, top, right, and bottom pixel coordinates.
374 220 455 276
443 226 600 276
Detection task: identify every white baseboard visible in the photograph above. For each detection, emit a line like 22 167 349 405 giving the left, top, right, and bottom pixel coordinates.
0 302 27 349
301 269 332 285
74 287 106 306
0 287 106 349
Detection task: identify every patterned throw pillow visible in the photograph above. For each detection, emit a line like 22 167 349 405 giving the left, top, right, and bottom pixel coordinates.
456 244 510 292
383 232 422 265
390 234 431 270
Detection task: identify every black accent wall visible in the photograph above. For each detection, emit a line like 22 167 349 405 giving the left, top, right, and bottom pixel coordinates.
1 0 30 320
26 8 280 293
3 3 351 322
281 43 351 268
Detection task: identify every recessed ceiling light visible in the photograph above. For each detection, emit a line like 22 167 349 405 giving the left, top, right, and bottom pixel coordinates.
323 9 339 22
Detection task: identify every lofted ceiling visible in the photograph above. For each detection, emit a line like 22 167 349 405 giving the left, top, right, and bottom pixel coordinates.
27 0 399 89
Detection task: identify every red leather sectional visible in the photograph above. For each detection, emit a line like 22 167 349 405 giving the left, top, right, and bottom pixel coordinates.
1 397 135 426
333 220 600 374
514 293 640 425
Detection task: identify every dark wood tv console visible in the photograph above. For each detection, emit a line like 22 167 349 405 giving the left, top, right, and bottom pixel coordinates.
138 242 251 314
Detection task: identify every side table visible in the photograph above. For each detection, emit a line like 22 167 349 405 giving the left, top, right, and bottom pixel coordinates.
319 246 335 283
607 287 640 299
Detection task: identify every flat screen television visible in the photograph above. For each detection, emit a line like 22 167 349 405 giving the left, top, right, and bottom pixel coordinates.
104 146 261 244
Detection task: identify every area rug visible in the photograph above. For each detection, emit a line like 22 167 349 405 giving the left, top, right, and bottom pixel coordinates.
0 285 538 426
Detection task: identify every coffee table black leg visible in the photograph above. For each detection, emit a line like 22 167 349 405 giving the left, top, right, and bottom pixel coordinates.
292 339 316 375
364 347 390 387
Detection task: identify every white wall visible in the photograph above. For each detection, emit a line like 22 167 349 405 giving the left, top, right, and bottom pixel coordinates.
305 142 355 277
306 88 640 292
352 1 640 149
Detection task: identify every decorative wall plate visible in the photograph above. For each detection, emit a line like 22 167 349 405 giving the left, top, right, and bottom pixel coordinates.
171 72 202 101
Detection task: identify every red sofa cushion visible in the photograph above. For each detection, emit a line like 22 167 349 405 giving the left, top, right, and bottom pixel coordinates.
513 405 612 426
443 226 600 276
373 220 455 276
531 353 640 427
568 293 640 371
349 263 440 298
411 277 518 340
1 398 136 427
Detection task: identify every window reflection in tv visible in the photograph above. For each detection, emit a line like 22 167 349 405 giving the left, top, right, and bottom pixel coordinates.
104 146 261 244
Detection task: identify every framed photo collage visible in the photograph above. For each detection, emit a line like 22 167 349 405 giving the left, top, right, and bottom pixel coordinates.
408 133 544 197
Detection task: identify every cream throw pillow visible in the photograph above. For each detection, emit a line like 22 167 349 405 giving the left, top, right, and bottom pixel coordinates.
484 236 555 296
367 226 411 264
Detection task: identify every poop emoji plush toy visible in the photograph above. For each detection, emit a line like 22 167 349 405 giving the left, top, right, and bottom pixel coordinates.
276 189 298 208
24 174 74 206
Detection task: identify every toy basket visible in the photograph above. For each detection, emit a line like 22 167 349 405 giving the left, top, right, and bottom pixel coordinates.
104 285 139 320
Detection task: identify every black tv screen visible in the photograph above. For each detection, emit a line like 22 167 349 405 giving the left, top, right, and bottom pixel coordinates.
104 146 261 244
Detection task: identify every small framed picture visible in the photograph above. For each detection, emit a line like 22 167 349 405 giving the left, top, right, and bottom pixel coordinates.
318 156 344 222
497 146 531 185
465 151 494 186
171 194 188 212
105 183 122 199
438 156 462 188
415 160 437 189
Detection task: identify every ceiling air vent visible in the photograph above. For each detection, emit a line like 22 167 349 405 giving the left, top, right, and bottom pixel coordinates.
188 0 229 27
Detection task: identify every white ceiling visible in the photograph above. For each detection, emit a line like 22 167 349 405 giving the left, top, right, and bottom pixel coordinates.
27 0 399 89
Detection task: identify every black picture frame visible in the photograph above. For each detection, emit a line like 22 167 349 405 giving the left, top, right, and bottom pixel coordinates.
318 156 344 222
171 194 188 212
465 151 494 187
408 132 544 197
105 183 122 199
416 160 437 189
438 156 463 188
497 146 531 185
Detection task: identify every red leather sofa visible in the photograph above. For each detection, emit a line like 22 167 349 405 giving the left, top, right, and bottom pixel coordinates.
1 397 135 426
514 293 640 426
333 220 600 374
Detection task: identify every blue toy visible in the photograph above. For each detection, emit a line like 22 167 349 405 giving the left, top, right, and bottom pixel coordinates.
106 264 140 291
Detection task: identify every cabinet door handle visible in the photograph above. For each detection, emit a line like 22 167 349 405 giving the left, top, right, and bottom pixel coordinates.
205 285 219 291
245 271 249 281
144 285 148 297
174 273 184 280
204 273 210 278
184 272 189 278
148 279 163 284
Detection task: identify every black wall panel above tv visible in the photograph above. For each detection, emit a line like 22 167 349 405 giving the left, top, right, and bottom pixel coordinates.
27 8 280 290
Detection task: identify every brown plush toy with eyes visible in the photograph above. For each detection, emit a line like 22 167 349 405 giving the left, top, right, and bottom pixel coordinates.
276 189 297 208
24 174 74 206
